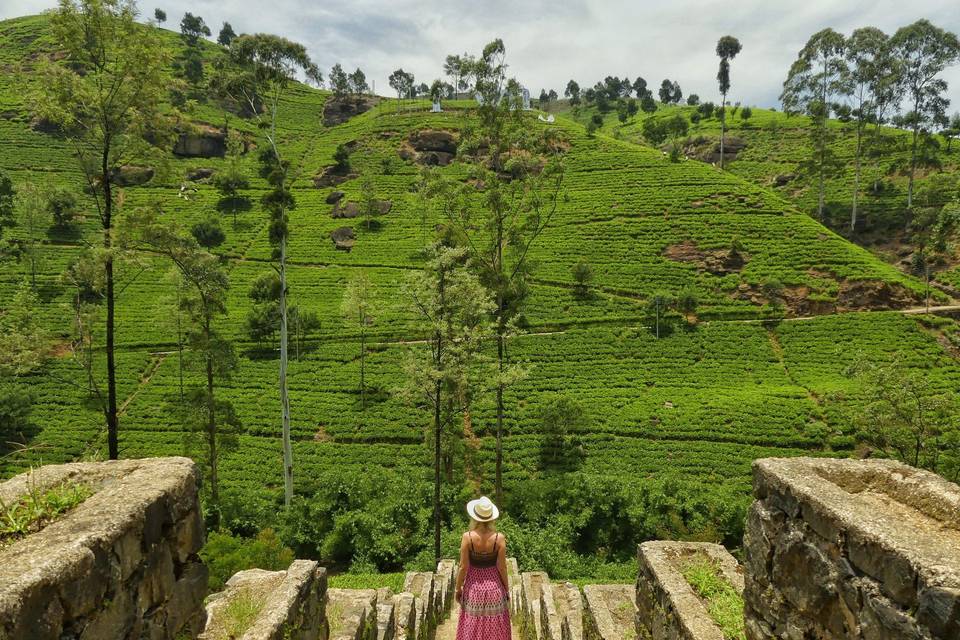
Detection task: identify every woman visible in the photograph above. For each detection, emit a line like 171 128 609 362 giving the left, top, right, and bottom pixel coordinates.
455 496 511 639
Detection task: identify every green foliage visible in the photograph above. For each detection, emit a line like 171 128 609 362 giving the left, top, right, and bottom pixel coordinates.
201 528 294 591
0 281 48 375
538 394 588 470
328 572 405 592
191 218 226 248
333 143 351 173
0 480 92 546
845 355 960 479
571 261 594 299
682 558 746 640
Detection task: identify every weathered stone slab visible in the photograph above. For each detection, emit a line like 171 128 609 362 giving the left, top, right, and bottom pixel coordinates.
553 582 585 640
0 458 207 640
744 457 960 640
391 592 417 640
375 601 395 640
328 588 377 640
203 560 328 640
520 572 549 639
635 541 742 640
583 584 636 640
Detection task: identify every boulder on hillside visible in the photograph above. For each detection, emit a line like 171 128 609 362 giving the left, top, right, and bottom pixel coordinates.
173 124 226 158
186 167 215 181
322 96 380 127
773 173 795 187
399 130 459 167
331 226 355 251
332 200 393 219
112 165 155 186
326 190 346 205
313 166 356 188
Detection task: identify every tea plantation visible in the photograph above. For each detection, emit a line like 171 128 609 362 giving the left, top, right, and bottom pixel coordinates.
2 13 959 577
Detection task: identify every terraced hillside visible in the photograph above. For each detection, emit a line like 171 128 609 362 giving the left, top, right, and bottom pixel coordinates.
560 102 960 271
2 14 959 576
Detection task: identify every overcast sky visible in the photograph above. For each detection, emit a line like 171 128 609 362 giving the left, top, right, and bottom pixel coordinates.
4 0 960 111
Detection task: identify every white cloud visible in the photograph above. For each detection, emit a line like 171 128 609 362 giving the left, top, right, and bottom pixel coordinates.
3 0 959 111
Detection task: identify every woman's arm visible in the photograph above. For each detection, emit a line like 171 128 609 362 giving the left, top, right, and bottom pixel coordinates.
455 533 469 602
497 534 509 590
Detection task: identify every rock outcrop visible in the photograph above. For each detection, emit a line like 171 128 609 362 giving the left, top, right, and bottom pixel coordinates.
174 124 227 158
399 130 458 166
0 458 208 640
743 457 960 640
202 560 328 640
636 541 743 640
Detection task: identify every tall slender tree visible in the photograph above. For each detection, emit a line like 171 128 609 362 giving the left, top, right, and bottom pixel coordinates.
127 206 238 520
889 20 960 209
399 246 493 564
782 29 851 221
35 0 173 460
342 272 375 411
211 34 321 507
423 40 565 502
846 28 890 232
716 36 742 170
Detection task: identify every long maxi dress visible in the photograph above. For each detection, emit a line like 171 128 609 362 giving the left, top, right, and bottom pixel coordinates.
456 533 512 640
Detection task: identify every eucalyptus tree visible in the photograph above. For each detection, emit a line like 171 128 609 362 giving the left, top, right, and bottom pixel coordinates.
126 206 238 518
845 27 890 232
422 39 565 501
781 28 851 221
399 246 494 564
389 68 414 111
716 36 742 169
889 20 960 209
349 68 368 107
443 53 474 99
211 33 322 507
217 22 236 46
329 63 350 98
342 272 375 410
35 0 173 460
565 79 581 106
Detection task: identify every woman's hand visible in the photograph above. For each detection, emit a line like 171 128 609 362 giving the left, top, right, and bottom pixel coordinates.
455 588 463 604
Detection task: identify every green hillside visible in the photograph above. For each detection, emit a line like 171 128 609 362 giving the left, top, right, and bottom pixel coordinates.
2 13 959 578
559 100 960 272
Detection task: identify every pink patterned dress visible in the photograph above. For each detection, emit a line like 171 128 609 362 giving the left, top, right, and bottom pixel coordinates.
456 533 511 640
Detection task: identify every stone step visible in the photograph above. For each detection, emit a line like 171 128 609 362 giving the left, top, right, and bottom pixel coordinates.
636 540 743 640
582 584 636 640
328 588 378 640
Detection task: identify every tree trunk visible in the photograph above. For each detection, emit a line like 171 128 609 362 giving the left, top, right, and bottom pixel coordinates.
279 235 294 506
177 283 184 402
495 331 504 503
103 147 119 461
852 120 863 233
719 91 726 170
908 123 918 210
433 373 442 565
205 319 219 525
818 124 826 221
360 321 366 410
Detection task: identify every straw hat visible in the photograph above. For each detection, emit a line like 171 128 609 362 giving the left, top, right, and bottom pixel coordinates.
466 496 499 522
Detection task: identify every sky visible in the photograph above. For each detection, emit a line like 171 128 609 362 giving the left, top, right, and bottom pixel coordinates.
3 0 960 112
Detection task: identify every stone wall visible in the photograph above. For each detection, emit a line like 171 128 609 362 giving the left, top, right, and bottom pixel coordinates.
0 457 207 640
635 541 743 640
743 457 960 639
202 560 328 640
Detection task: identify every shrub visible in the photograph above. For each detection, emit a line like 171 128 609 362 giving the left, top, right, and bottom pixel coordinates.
571 261 594 299
46 188 81 228
201 528 295 591
333 143 351 173
191 218 225 248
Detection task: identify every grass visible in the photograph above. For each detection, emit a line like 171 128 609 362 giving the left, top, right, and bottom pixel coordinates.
681 558 745 640
208 587 265 640
0 479 93 547
328 572 406 592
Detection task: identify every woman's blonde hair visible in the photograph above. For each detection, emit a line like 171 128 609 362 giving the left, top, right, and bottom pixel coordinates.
469 518 497 532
